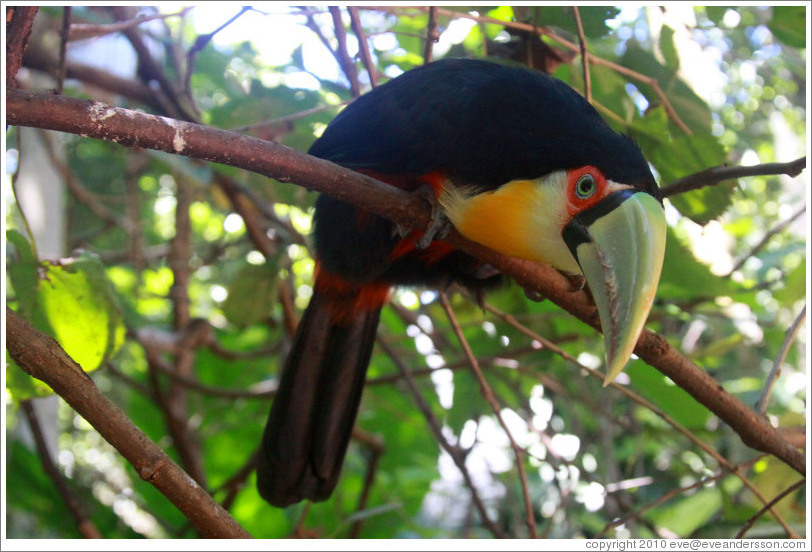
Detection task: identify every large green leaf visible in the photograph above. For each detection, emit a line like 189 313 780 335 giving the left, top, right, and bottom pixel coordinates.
38 252 126 372
621 41 714 134
646 486 722 536
627 361 711 430
768 6 807 48
651 132 733 225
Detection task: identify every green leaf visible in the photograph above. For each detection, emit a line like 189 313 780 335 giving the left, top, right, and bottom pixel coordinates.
6 231 56 400
647 486 722 536
649 131 732 225
517 6 620 39
773 258 806 306
628 361 711 430
6 230 48 329
38 252 125 372
769 6 807 48
703 7 728 26
621 41 714 133
659 25 680 73
657 227 740 301
222 261 279 326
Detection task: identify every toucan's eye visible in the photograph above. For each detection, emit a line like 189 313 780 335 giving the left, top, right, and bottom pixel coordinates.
575 174 597 199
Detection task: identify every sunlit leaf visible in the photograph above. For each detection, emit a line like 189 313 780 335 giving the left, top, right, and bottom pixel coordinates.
38 252 125 372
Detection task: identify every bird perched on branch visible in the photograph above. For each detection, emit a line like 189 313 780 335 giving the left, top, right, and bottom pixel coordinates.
257 58 666 507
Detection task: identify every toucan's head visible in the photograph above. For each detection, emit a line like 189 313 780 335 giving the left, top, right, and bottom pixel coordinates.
441 161 665 384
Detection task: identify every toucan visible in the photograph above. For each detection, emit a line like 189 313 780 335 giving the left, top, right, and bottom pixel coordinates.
257 58 666 507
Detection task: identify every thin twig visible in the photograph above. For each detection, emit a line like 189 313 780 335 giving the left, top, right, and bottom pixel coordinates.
329 6 362 97
734 479 806 539
483 301 799 538
662 156 806 198
57 7 71 94
110 6 194 121
439 294 538 538
349 428 385 538
184 7 251 101
755 305 806 415
162 174 208 491
423 7 440 64
37 130 135 235
598 457 763 537
376 338 507 538
68 8 191 41
727 205 806 275
230 101 350 135
572 6 591 103
348 6 378 88
215 451 259 512
21 400 103 538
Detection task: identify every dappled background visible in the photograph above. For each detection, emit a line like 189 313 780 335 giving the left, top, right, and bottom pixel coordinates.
5 5 807 539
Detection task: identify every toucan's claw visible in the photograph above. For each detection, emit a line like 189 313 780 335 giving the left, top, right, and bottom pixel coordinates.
523 286 547 303
414 185 452 250
561 272 586 292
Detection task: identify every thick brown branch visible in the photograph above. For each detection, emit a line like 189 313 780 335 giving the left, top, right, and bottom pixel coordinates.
6 6 40 87
6 307 252 538
5 88 805 477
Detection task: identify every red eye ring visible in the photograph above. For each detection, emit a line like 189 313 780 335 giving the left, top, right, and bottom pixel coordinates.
566 166 607 217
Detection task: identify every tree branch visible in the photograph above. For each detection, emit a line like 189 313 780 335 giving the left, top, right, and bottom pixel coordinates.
5 88 805 477
6 307 252 539
572 6 591 103
661 157 807 198
348 6 378 88
21 400 103 538
439 293 538 538
6 6 39 87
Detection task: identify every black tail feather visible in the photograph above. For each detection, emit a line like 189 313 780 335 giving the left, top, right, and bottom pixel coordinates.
257 291 381 507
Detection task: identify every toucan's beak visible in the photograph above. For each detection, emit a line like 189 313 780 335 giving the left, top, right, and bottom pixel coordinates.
562 190 666 385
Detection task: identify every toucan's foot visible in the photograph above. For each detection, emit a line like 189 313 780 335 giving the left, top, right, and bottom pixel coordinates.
472 262 501 280
414 185 451 250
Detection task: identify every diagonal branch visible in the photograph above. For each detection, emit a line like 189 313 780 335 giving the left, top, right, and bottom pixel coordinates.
6 308 252 538
572 6 591 103
21 400 103 538
439 293 538 538
5 88 805 477
376 339 506 538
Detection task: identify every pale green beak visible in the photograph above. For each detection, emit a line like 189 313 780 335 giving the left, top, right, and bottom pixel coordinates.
562 190 666 385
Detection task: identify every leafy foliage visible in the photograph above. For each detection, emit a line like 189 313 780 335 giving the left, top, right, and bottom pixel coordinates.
5 4 807 540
